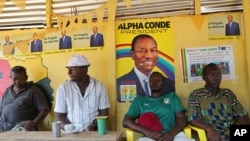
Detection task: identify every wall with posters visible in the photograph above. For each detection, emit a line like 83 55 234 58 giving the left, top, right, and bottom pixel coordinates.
0 11 249 135
0 23 118 130
173 12 248 110
115 12 250 134
0 0 118 131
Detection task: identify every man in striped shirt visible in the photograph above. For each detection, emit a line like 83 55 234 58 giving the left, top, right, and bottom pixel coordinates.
54 54 110 132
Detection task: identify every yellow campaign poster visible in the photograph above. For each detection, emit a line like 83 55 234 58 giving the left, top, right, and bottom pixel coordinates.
208 12 242 40
0 24 109 100
0 25 105 56
116 18 175 102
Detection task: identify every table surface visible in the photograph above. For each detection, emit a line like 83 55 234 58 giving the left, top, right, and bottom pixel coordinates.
0 131 123 141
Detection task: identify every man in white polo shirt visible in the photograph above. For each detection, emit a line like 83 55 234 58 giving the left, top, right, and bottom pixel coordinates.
54 54 110 132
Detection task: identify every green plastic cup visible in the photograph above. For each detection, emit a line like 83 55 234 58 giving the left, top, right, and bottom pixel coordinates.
97 118 106 135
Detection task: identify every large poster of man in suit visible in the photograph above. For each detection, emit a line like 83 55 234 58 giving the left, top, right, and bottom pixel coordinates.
116 18 175 102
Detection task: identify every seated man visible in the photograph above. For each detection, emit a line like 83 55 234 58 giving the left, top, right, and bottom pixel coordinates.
187 63 250 141
54 54 110 132
123 71 193 141
0 66 50 132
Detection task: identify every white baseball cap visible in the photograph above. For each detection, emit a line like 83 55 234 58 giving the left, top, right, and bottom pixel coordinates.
66 54 90 67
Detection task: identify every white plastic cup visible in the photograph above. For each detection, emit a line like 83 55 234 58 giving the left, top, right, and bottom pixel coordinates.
52 121 61 138
64 124 73 133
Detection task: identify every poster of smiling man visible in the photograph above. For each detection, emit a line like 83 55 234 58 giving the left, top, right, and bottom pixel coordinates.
115 18 175 102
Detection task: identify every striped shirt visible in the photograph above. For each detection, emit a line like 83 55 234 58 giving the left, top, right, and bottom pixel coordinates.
54 77 110 131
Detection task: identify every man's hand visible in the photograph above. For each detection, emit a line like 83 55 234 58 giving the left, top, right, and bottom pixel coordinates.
158 131 175 141
86 120 98 131
206 127 225 141
144 130 163 141
86 125 96 131
24 121 38 131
